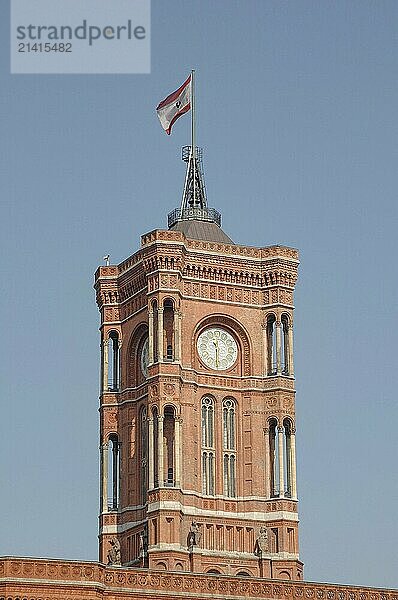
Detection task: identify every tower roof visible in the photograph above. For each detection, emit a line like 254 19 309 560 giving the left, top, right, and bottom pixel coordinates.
169 218 234 243
167 146 233 243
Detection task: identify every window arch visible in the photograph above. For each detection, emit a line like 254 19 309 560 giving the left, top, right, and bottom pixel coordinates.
126 324 148 388
266 314 277 375
281 314 290 375
283 417 293 498
201 396 215 495
267 417 295 498
206 569 221 575
223 398 236 450
268 418 278 497
223 398 236 498
163 405 175 486
108 433 120 510
108 330 120 391
163 298 175 361
151 300 158 363
152 406 159 488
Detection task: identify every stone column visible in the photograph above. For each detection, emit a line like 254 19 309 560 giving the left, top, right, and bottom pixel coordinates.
290 429 297 500
148 309 154 364
148 417 154 490
276 321 282 375
157 307 164 363
174 311 181 362
117 338 122 390
172 309 177 362
278 426 285 498
102 338 109 393
158 415 164 487
288 325 294 376
264 428 270 499
174 417 181 487
178 311 182 363
101 441 109 513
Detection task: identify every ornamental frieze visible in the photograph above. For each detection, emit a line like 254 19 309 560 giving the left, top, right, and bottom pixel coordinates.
181 279 278 306
104 306 120 322
1 557 396 600
121 293 147 320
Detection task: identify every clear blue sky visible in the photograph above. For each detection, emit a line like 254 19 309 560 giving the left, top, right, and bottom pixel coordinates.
1 0 397 589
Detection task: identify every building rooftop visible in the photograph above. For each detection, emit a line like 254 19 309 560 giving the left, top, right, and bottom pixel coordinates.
169 218 234 244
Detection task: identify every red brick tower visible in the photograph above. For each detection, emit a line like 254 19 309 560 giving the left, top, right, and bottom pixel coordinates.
94 147 302 580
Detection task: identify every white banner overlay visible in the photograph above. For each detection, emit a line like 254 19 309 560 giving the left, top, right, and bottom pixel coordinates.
11 0 150 74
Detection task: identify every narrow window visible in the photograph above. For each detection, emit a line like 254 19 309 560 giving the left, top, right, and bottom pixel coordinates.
152 301 158 363
164 406 175 486
201 397 215 495
108 433 120 510
223 398 236 497
163 299 175 361
281 314 290 375
269 419 278 497
153 407 159 488
266 315 276 375
283 418 292 497
108 331 119 391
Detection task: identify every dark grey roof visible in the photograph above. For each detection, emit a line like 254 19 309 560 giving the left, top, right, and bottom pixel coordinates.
170 219 234 244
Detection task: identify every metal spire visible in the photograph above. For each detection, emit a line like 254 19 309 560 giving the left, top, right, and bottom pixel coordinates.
168 70 222 230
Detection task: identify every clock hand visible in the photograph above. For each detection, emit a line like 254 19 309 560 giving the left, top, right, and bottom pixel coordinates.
213 340 219 367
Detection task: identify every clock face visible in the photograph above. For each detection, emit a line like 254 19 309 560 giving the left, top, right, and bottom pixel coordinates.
140 337 149 377
197 327 238 371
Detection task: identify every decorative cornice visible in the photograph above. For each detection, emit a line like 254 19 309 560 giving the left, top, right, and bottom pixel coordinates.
1 557 396 599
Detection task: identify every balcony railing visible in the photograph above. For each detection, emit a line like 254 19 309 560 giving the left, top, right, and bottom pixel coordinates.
168 206 221 228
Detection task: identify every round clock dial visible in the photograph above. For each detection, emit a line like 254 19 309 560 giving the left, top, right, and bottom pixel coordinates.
140 337 149 377
197 327 238 371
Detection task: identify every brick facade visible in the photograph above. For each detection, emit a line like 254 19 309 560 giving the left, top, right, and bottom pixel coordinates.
1 557 396 600
94 227 302 580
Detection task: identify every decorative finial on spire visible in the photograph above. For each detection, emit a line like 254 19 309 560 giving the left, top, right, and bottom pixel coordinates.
167 147 221 228
158 70 223 232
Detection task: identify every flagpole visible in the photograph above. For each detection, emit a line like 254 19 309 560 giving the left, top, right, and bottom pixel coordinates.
191 69 196 207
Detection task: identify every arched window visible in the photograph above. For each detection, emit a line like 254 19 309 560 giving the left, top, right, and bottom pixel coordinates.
163 299 175 361
266 315 276 375
207 569 221 575
283 418 292 498
268 419 278 497
140 406 148 503
152 300 158 363
223 398 236 497
281 314 290 375
201 397 215 495
223 398 235 450
152 407 159 488
108 433 120 510
164 406 175 486
108 331 119 391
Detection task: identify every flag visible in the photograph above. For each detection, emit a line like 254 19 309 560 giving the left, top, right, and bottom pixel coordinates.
156 75 191 135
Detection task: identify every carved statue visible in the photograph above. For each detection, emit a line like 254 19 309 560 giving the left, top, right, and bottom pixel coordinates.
139 524 148 557
254 526 269 556
107 538 121 566
187 521 201 548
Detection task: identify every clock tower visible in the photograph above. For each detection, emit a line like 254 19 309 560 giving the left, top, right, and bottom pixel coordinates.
94 146 302 580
